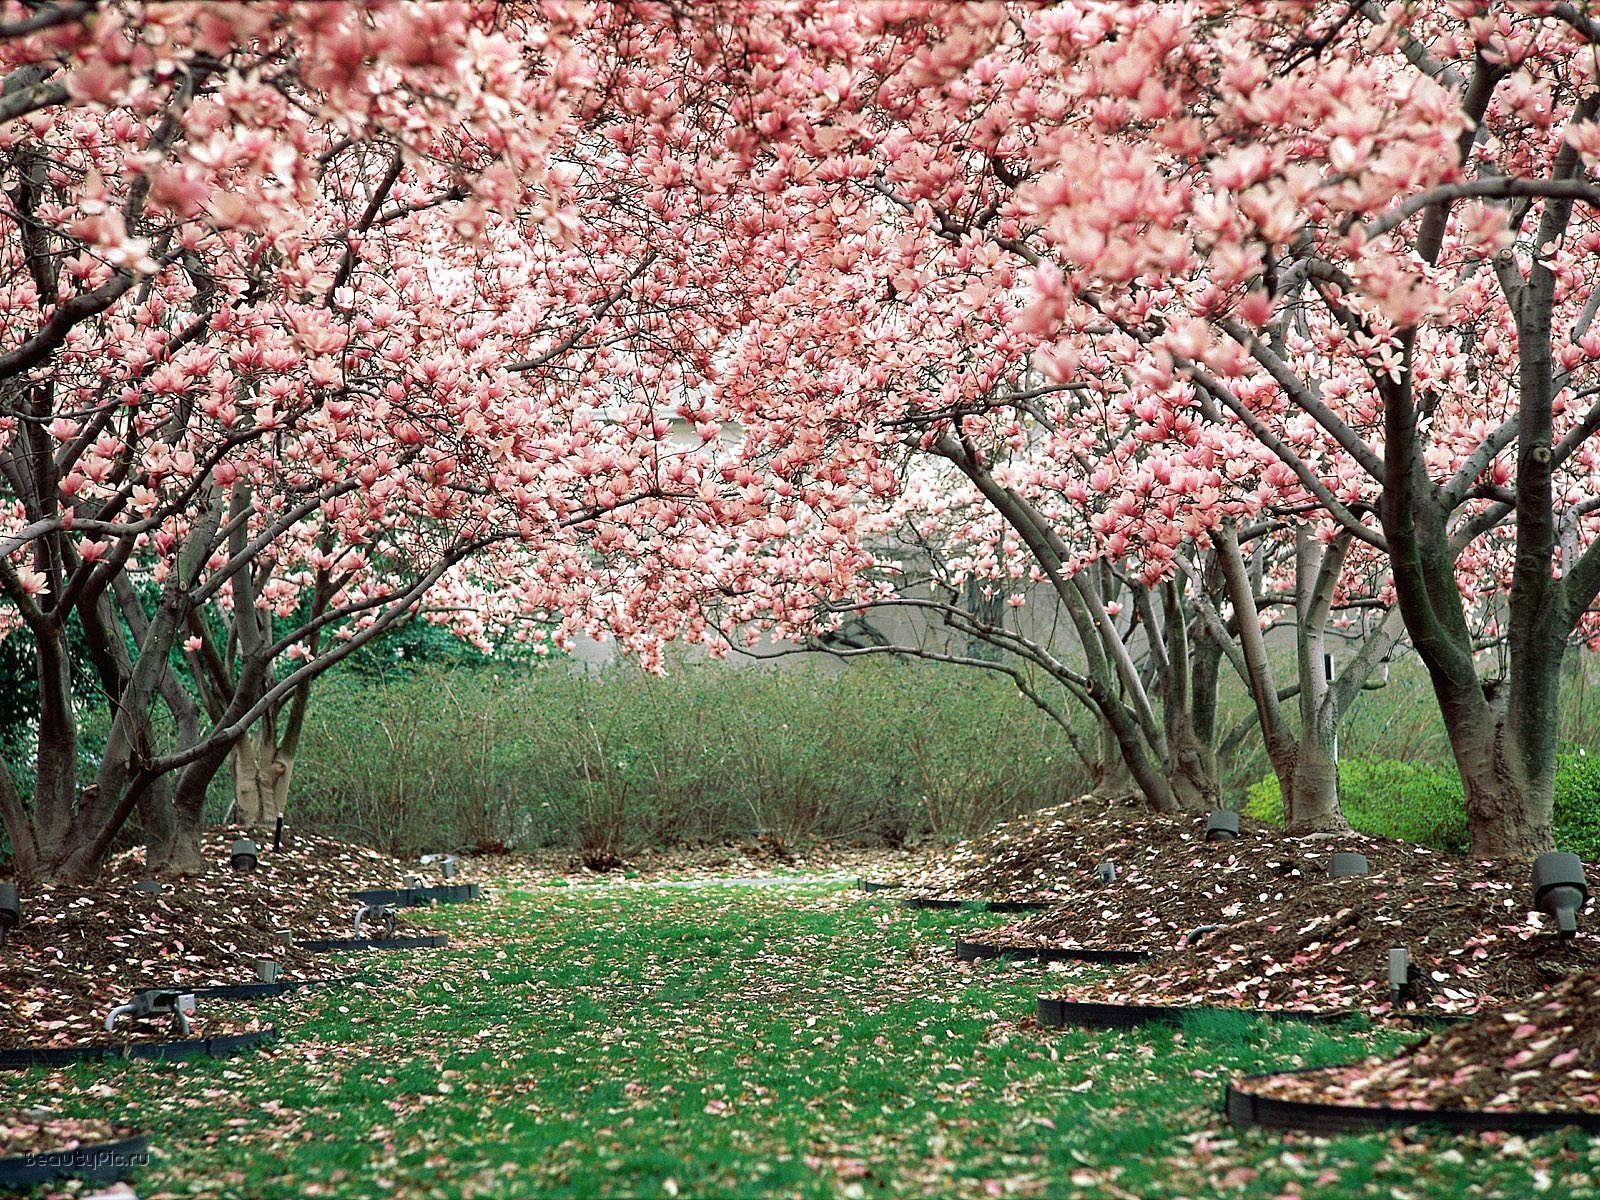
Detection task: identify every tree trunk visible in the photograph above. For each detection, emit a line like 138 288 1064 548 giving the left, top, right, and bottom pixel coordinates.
144 816 206 875
232 729 294 828
136 776 182 874
1285 714 1347 834
1087 715 1137 800
1164 720 1216 812
1437 682 1551 858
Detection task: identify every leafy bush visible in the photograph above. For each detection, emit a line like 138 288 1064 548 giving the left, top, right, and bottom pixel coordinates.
1553 751 1600 860
1246 753 1600 857
1245 758 1467 852
288 657 1084 857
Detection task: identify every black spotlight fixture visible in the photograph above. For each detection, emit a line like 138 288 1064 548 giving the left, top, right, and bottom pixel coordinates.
1532 852 1589 940
0 882 19 948
230 837 260 873
1204 811 1240 842
132 879 161 896
1328 852 1369 879
1094 860 1116 884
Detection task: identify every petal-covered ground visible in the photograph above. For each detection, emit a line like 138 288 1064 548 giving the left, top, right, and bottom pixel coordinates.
1040 864 1600 1018
7 875 1600 1199
1 830 443 1049
967 826 1449 955
0 1112 133 1157
881 795 1205 902
1238 965 1600 1114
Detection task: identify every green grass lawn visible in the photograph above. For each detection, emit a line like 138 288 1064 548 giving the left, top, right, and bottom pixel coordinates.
16 879 1600 1198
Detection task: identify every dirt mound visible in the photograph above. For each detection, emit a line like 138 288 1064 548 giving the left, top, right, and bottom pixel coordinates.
975 831 1456 956
1041 859 1599 1018
0 1112 135 1156
1241 963 1600 1113
0 829 442 1049
891 794 1205 901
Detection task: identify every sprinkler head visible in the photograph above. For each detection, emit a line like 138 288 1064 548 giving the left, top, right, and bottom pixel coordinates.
1532 852 1589 940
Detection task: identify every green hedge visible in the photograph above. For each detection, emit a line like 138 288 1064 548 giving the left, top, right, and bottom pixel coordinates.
288 657 1085 860
1245 753 1600 857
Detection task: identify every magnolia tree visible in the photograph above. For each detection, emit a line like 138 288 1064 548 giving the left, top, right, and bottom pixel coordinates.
613 0 1403 830
992 0 1600 857
649 0 1600 858
0 1 871 882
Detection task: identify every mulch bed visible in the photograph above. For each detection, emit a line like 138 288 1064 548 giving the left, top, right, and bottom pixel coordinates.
1036 859 1599 1019
0 1113 136 1158
1236 963 1600 1116
885 794 1207 903
0 829 441 1050
959 817 1445 954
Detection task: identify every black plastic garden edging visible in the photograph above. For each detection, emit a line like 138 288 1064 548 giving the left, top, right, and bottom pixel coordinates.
187 975 358 1000
902 897 1054 913
0 1134 149 1190
856 879 905 893
295 934 448 952
348 884 481 907
1226 1066 1600 1135
0 1028 276 1071
1035 997 1358 1030
955 939 1150 965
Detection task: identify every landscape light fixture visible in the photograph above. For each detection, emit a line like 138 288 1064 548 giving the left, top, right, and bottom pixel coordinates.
421 853 459 879
105 988 196 1037
132 879 161 896
1095 860 1116 885
1532 852 1589 940
405 873 425 889
354 901 397 939
273 816 288 852
1387 947 1413 1007
0 882 18 948
274 927 295 947
1204 811 1240 842
230 837 260 873
255 956 281 984
1328 852 1369 879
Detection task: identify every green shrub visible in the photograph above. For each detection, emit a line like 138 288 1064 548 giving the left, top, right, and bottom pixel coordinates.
1245 758 1467 852
288 657 1084 858
1246 753 1600 857
1553 751 1600 860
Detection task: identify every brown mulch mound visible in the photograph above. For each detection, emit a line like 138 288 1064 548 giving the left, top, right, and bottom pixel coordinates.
973 829 1456 956
1240 965 1600 1113
885 794 1208 902
0 1112 136 1156
1 828 445 1050
1039 859 1599 1018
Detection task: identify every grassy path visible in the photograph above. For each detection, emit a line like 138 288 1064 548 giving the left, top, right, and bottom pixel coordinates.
16 879 1600 1198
